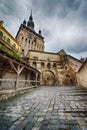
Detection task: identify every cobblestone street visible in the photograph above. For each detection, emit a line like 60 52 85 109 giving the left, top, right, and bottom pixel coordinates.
0 86 87 130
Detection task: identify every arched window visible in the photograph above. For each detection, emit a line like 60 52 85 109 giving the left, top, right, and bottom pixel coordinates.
25 38 27 43
53 63 56 68
29 40 30 43
47 63 51 69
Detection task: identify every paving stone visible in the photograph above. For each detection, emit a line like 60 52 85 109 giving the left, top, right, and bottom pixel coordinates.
65 119 77 125
42 120 49 125
85 113 87 117
77 120 87 126
70 125 80 130
0 126 7 130
49 119 58 125
80 126 87 130
9 125 16 130
79 113 85 117
84 117 87 123
32 127 40 130
37 117 44 122
59 124 70 130
39 124 48 130
72 112 80 117
43 109 48 112
34 121 41 127
25 123 34 130
0 86 87 129
50 116 58 120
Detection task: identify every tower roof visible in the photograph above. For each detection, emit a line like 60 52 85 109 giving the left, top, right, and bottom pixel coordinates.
27 10 34 29
29 10 33 21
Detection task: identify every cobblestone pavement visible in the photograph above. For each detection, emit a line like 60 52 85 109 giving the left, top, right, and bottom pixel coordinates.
0 86 87 130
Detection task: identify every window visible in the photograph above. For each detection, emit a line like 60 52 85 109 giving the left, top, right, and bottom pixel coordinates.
12 44 16 48
29 40 30 43
21 37 24 41
33 61 36 68
7 38 10 43
47 63 51 69
65 66 67 70
41 62 45 68
65 75 70 78
33 62 36 65
0 31 3 38
53 63 56 68
22 49 24 52
22 49 24 55
25 38 27 43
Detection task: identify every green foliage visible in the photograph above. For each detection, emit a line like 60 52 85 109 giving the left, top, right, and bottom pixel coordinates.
0 44 23 61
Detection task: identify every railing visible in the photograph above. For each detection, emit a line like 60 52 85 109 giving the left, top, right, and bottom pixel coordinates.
0 78 40 90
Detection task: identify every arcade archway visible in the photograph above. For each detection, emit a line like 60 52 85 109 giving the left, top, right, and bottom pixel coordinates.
42 70 56 86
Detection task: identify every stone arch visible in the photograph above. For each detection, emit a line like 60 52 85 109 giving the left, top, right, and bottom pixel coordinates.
42 70 56 86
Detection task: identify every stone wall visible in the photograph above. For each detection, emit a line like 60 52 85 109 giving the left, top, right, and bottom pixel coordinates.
0 71 31 90
0 72 16 90
77 61 87 88
68 56 82 72
28 51 77 86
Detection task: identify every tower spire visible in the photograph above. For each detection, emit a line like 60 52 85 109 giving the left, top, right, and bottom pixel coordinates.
29 9 33 21
27 10 34 29
31 9 32 16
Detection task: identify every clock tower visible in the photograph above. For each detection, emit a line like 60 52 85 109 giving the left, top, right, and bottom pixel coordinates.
16 11 44 56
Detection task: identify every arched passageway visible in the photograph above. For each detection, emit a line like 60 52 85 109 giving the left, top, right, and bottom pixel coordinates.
42 70 56 86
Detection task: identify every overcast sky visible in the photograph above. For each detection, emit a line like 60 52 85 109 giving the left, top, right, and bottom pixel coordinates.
0 0 87 59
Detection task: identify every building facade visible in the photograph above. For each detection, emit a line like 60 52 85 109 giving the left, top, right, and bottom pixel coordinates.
16 12 82 86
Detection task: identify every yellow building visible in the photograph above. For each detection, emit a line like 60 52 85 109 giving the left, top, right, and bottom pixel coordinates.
0 20 21 54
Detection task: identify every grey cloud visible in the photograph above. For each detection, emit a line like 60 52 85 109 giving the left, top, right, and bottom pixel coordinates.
65 0 81 10
66 40 87 53
0 0 20 16
0 0 87 59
